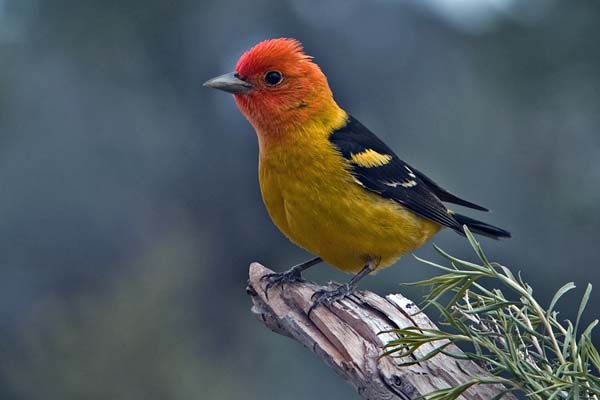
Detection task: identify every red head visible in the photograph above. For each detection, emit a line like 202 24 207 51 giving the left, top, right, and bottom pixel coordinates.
204 38 343 136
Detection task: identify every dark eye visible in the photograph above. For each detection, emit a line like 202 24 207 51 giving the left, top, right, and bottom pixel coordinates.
265 71 283 86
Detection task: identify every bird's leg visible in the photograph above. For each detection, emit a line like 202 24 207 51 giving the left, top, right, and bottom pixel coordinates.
261 256 322 297
308 262 373 317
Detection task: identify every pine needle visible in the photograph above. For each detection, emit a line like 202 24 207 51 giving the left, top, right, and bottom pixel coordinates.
384 227 599 400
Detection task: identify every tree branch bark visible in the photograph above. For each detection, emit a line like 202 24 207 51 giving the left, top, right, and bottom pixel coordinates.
246 262 516 400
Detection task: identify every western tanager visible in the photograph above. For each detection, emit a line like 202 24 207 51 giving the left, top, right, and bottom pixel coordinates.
204 38 510 313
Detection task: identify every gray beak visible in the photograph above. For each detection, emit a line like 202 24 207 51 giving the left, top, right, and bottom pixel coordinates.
203 72 253 94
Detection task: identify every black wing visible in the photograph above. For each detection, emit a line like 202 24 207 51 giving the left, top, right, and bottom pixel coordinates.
329 116 485 233
410 168 488 211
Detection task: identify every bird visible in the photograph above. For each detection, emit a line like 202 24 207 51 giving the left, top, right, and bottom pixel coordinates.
204 38 510 314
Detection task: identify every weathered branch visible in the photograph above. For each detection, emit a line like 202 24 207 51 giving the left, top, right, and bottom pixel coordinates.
247 262 517 400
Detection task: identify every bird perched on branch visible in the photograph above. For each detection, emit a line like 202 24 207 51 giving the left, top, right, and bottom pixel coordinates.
204 38 510 314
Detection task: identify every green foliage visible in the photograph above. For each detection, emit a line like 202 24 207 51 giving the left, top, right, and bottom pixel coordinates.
383 228 600 400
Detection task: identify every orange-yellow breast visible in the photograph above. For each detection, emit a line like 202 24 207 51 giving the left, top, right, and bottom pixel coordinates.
257 112 441 274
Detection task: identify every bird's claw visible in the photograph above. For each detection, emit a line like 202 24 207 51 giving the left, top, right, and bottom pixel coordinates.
308 283 357 317
260 268 305 299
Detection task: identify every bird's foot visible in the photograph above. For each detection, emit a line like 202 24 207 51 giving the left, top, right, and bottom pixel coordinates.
308 283 357 316
260 267 305 299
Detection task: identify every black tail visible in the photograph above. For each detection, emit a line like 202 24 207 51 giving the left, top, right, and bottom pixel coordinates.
452 213 511 240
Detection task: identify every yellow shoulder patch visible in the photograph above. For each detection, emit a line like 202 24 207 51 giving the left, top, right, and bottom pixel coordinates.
350 149 392 168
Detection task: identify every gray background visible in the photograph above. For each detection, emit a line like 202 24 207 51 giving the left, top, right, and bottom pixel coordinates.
1 0 599 399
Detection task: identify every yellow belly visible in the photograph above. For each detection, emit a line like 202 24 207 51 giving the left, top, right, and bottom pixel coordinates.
258 138 441 274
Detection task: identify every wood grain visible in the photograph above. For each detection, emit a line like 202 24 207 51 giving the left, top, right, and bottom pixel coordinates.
247 262 516 400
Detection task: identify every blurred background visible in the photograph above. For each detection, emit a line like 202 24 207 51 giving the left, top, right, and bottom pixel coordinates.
1 0 599 398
